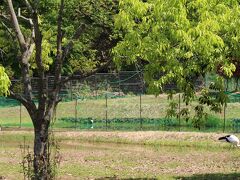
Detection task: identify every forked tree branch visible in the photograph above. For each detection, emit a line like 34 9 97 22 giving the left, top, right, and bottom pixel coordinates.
0 13 10 22
24 0 34 13
9 90 37 117
17 8 35 45
7 0 35 102
43 0 65 115
7 0 27 52
61 58 112 84
54 0 64 82
18 8 34 26
0 21 15 39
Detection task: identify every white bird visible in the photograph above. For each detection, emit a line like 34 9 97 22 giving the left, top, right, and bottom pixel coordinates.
218 135 240 147
90 119 94 129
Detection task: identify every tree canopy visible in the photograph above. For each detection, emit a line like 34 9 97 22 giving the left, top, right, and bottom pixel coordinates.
0 0 118 78
113 0 240 127
0 66 10 96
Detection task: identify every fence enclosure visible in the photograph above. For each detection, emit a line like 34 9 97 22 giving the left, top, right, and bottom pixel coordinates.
1 71 240 132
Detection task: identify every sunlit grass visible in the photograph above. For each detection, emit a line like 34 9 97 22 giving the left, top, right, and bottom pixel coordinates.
1 94 239 131
1 131 240 179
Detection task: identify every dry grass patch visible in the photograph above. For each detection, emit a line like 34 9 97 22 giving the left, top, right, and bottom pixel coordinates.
1 130 240 179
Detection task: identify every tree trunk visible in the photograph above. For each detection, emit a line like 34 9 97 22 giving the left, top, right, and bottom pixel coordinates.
33 118 50 180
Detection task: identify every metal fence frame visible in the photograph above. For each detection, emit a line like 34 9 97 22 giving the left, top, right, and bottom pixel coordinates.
1 71 240 132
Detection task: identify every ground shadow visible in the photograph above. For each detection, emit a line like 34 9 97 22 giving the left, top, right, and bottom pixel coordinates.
96 177 157 180
176 172 240 180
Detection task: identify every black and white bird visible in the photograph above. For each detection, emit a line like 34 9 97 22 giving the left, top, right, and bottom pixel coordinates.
218 135 240 147
90 119 94 129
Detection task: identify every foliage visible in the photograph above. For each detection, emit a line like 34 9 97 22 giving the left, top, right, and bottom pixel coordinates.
0 0 118 77
113 0 240 128
29 35 54 71
0 66 10 96
0 25 19 77
62 0 119 74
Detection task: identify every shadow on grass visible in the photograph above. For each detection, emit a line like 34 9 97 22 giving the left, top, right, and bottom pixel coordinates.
96 177 157 180
176 172 240 180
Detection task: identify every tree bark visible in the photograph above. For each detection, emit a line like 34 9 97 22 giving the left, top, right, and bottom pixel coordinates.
33 114 51 179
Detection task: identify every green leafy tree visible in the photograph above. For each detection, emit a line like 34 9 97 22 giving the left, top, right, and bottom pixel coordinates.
0 0 118 178
113 0 240 127
0 66 10 96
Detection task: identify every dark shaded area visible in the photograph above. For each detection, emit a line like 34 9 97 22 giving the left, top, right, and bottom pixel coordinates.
176 173 240 180
96 177 157 180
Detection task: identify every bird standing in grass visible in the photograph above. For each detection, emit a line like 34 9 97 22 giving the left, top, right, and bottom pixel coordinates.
218 135 240 147
90 119 94 129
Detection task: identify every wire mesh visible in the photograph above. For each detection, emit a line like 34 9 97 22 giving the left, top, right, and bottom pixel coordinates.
0 71 240 132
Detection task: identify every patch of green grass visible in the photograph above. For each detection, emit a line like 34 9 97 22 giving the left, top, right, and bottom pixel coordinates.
0 95 239 131
59 163 110 178
0 162 22 178
0 132 33 144
1 131 240 179
59 162 173 179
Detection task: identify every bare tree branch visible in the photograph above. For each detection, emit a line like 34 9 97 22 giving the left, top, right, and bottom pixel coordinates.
40 0 65 118
6 0 34 101
7 0 27 52
0 21 15 39
24 0 34 13
0 48 7 63
30 8 48 117
61 58 112 84
0 13 10 22
54 0 64 81
9 90 37 114
22 42 35 64
0 48 6 55
17 8 34 26
17 8 35 45
32 14 44 72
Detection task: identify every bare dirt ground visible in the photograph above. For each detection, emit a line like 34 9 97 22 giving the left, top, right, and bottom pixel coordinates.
1 130 240 179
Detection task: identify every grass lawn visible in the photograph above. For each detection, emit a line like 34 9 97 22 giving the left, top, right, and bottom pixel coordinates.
0 130 240 179
0 94 240 131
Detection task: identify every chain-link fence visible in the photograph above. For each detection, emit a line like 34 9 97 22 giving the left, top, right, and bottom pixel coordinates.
1 71 240 132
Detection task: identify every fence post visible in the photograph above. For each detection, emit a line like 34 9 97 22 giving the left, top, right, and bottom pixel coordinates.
178 93 181 131
94 75 97 97
140 93 142 129
75 97 78 129
139 71 144 130
223 103 226 133
105 92 108 130
118 72 121 96
46 75 48 97
70 80 73 101
20 102 22 128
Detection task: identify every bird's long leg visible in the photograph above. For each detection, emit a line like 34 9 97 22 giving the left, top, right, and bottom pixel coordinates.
229 144 234 150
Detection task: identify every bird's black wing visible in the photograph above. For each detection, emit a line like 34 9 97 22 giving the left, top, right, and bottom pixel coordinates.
218 135 230 142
